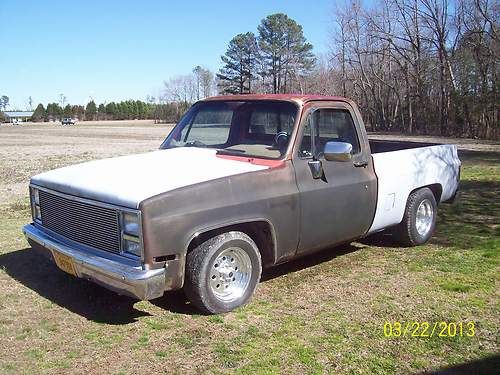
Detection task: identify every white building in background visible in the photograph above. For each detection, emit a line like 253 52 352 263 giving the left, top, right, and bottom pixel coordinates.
2 111 34 123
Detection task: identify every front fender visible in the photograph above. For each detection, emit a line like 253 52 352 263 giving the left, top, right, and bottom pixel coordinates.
139 164 300 268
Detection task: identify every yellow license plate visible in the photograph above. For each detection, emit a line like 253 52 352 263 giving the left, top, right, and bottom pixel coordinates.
51 250 77 276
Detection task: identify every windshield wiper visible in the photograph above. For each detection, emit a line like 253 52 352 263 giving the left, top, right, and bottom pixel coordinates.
216 148 246 155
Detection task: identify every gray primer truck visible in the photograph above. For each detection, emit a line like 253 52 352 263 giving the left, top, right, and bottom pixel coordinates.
23 94 461 313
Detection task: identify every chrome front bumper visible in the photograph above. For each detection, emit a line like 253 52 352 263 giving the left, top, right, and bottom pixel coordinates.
23 224 166 300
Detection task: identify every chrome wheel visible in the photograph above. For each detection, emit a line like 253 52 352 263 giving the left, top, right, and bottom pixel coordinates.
416 199 434 236
209 247 252 302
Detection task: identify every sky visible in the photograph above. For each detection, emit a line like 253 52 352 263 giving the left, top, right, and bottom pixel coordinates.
1 0 340 110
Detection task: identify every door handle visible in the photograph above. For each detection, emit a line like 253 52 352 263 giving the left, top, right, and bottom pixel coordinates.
354 160 368 168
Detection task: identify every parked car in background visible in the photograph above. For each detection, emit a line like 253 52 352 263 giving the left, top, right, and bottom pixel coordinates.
61 118 76 125
23 94 461 313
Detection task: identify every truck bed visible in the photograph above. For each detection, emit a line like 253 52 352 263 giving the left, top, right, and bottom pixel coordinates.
369 139 438 154
368 140 461 233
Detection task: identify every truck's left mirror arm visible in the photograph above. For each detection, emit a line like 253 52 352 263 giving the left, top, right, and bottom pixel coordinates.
308 159 324 180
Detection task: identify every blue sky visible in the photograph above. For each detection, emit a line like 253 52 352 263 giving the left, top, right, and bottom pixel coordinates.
1 0 339 109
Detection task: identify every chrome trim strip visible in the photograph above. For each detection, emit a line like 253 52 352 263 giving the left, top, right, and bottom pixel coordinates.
123 233 140 243
23 224 165 300
30 184 139 214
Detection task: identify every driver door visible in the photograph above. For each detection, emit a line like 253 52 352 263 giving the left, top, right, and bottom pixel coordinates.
293 102 377 254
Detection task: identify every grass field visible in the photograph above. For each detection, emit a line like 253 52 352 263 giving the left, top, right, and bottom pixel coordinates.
0 121 498 374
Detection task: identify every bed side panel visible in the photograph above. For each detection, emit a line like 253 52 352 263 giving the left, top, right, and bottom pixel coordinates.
368 145 460 233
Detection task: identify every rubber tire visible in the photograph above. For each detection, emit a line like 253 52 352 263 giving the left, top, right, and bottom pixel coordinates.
184 231 262 314
392 187 437 246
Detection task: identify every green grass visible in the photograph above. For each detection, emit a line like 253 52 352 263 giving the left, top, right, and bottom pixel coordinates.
0 148 498 374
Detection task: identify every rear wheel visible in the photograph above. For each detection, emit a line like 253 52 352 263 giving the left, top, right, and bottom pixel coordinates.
393 187 437 246
184 231 262 314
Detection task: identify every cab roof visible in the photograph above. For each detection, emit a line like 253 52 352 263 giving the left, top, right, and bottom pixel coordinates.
202 93 352 105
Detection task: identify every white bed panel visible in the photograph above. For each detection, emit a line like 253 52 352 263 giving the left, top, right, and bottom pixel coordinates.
368 145 460 233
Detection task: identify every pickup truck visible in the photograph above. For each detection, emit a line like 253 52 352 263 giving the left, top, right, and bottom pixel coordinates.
61 117 76 125
23 94 461 313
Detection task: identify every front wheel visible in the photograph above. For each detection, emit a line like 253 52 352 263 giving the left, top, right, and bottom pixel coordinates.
184 231 262 314
393 187 437 246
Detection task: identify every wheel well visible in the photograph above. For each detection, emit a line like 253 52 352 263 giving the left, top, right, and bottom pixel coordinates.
187 221 276 267
412 183 442 204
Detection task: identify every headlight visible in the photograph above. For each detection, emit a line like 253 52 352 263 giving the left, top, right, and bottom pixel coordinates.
122 212 140 236
121 211 142 257
34 205 41 220
33 188 40 205
31 187 41 221
122 235 142 256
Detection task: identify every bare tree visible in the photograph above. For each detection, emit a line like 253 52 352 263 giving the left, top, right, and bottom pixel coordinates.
324 0 498 139
58 93 67 110
193 66 215 98
200 68 215 98
193 66 202 100
163 75 196 104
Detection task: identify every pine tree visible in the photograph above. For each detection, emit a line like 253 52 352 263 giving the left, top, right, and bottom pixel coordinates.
136 100 146 119
63 104 72 117
130 100 138 119
105 102 117 119
46 103 63 120
32 103 46 121
98 103 106 120
116 102 124 120
85 100 97 121
72 105 85 120
257 13 315 93
217 32 259 94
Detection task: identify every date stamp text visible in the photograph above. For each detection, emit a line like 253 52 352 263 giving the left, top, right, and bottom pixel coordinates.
383 321 475 338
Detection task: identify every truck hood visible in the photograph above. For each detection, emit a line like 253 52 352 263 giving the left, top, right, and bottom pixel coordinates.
31 148 268 208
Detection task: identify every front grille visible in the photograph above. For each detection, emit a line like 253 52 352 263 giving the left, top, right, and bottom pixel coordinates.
39 190 121 253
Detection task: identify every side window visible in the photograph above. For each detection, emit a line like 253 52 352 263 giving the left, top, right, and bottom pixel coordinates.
298 108 360 158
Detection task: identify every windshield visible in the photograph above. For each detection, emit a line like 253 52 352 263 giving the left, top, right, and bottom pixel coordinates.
160 100 298 159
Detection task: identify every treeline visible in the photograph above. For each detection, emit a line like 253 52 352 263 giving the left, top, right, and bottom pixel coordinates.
321 0 498 139
31 100 189 123
216 5 498 140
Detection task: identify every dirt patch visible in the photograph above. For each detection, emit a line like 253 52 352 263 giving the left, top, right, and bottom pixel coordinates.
0 121 173 205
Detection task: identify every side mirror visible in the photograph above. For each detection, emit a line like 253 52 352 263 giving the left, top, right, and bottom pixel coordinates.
323 141 352 162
